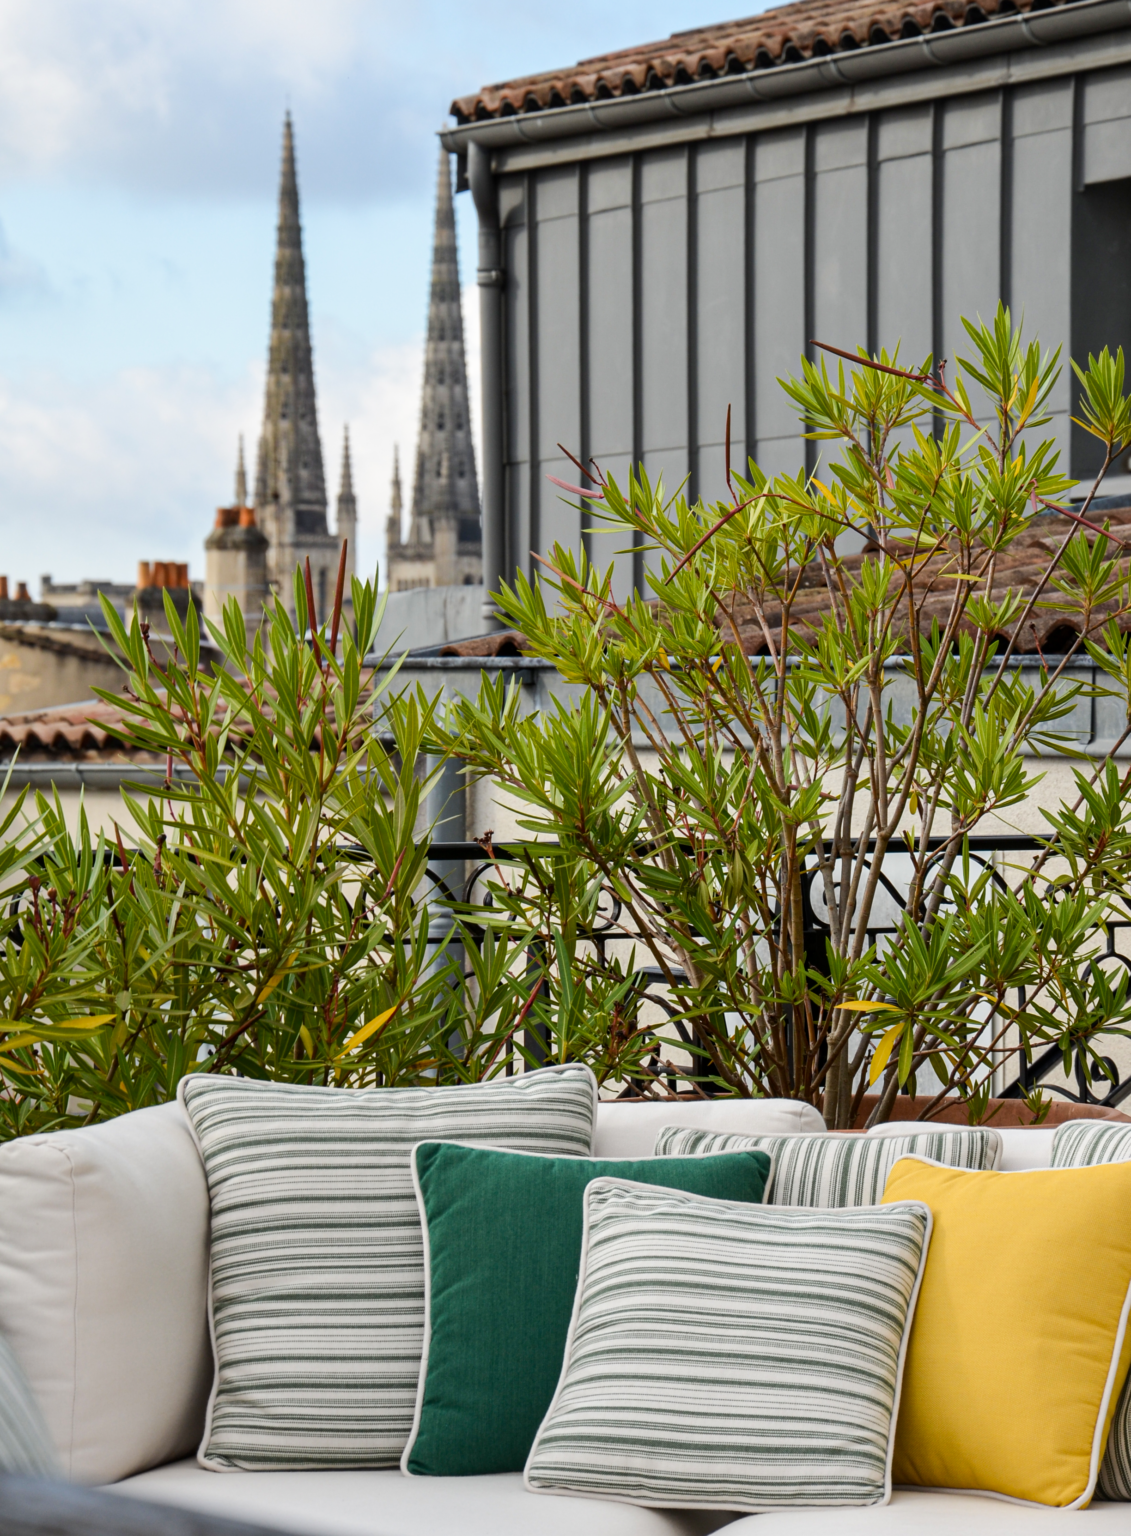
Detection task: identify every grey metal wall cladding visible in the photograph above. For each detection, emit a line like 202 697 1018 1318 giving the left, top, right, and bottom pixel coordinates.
491 57 1131 592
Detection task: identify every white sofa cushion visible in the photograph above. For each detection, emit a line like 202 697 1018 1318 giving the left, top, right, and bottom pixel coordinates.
0 1332 61 1475
721 1488 1131 1533
180 1064 598 1472
592 1097 823 1158
0 1100 211 1484
655 1126 1000 1204
111 1460 738 1536
525 1178 931 1512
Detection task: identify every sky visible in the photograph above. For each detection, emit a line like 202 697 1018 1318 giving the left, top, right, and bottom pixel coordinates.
0 0 742 594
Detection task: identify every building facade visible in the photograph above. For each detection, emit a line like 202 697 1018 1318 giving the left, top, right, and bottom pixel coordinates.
385 151 482 592
443 0 1131 613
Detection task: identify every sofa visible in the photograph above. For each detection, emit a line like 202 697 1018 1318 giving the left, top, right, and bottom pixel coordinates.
0 1090 1127 1536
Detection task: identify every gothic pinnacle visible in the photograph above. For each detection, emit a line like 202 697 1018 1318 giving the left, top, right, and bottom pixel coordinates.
235 435 247 506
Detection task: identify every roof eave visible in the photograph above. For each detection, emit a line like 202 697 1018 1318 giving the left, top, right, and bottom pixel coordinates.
441 0 1131 151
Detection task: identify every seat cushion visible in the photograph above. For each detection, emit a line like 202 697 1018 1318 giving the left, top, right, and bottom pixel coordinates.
721 1488 1131 1533
111 1460 738 1536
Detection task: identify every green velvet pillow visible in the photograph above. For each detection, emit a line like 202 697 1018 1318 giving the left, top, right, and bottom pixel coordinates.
402 1140 771 1477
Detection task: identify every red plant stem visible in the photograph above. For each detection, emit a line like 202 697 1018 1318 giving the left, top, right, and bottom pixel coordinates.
329 540 348 659
304 558 322 668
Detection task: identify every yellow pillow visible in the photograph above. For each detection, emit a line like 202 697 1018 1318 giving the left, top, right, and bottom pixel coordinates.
882 1157 1131 1508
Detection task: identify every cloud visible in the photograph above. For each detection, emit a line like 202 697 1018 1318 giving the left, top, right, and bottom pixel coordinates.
0 1 720 201
0 305 468 594
0 216 49 303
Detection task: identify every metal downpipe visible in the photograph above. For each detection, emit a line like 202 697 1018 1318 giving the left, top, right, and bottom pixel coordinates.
468 141 505 631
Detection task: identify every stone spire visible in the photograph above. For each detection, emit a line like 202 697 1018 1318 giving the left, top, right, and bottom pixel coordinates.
235 436 248 507
411 150 479 534
336 426 357 591
386 446 403 555
254 113 334 615
386 150 480 591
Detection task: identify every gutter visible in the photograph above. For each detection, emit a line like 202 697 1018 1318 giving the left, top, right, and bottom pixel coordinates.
440 0 1131 154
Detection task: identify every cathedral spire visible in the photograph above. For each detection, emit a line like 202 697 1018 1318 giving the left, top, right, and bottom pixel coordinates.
336 425 357 591
235 435 247 506
254 112 328 608
409 150 479 541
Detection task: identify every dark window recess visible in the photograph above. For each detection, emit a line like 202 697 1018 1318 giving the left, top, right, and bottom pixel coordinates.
437 414 446 430
459 517 481 543
1072 175 1131 480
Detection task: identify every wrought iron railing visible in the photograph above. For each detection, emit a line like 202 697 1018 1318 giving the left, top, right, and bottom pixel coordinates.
414 835 1131 1111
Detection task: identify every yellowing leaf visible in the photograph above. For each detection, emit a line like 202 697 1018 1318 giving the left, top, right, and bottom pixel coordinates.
0 1054 40 1076
869 1022 905 1085
839 999 900 1012
299 1025 315 1059
256 963 293 1005
335 1006 396 1059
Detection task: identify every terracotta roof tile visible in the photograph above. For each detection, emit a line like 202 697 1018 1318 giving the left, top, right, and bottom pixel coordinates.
452 0 1076 121
730 500 1131 654
0 698 155 762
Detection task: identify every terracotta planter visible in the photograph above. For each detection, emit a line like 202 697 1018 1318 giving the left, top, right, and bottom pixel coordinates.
850 1094 1131 1129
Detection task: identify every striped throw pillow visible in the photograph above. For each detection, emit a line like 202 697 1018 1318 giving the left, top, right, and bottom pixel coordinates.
1052 1118 1131 1500
1052 1120 1131 1170
179 1064 597 1471
524 1178 931 1511
0 1334 59 1476
656 1125 999 1205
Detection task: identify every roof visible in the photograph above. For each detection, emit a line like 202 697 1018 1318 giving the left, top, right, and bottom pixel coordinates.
732 500 1131 654
0 699 158 762
452 0 1082 120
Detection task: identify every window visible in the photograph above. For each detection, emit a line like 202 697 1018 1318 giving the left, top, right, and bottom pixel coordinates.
437 414 445 431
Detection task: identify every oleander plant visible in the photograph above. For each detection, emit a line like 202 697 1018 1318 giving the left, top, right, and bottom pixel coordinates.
4 306 1131 1134
432 306 1131 1127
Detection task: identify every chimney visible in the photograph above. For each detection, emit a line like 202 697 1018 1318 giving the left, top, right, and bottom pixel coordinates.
137 561 152 589
215 506 238 530
238 506 257 529
176 562 188 588
0 577 8 600
15 582 29 602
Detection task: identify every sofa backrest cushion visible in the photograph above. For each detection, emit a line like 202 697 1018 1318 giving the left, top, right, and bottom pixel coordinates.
592 1097 823 1159
0 1101 212 1484
0 1332 62 1476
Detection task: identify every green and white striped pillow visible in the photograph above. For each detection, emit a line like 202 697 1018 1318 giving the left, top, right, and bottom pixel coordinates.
1052 1120 1131 1171
1052 1118 1131 1501
524 1178 931 1511
179 1064 597 1471
0 1334 59 1477
655 1125 999 1205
